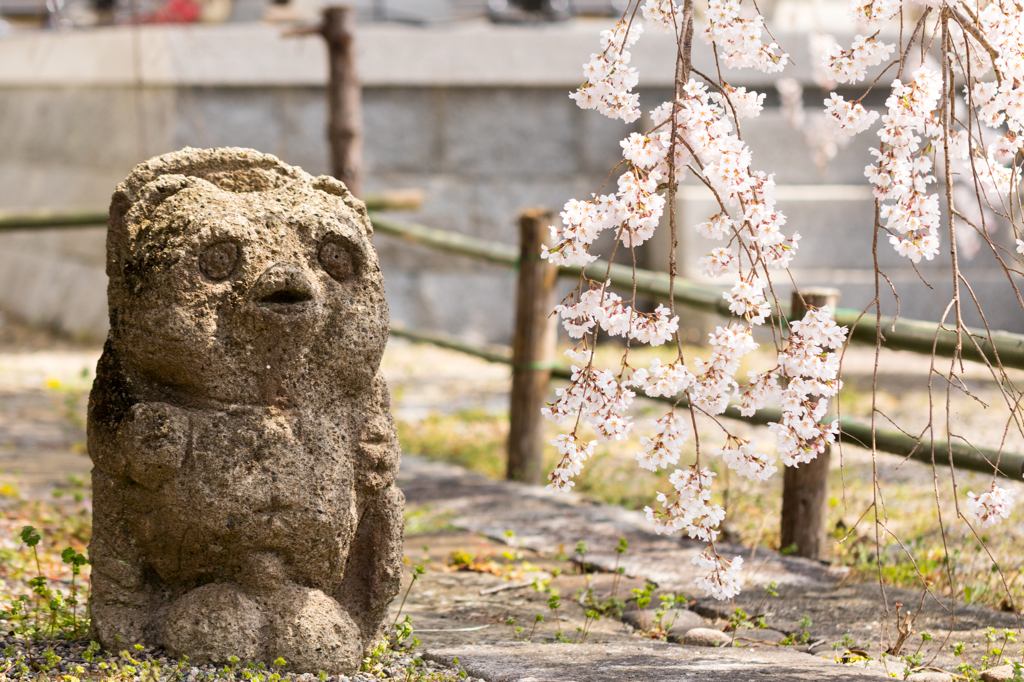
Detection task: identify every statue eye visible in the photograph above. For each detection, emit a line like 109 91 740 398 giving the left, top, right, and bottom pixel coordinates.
198 241 239 281
319 239 356 282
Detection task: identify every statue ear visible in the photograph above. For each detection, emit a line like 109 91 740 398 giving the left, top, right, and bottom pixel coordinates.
108 174 201 278
136 175 195 216
312 175 352 199
312 175 372 238
111 175 200 239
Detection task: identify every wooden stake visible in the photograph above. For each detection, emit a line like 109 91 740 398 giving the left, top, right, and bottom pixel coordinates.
779 287 841 561
321 5 363 197
507 208 557 484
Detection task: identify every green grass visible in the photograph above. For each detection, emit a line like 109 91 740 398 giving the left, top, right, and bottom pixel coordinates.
396 400 1024 617
397 408 510 479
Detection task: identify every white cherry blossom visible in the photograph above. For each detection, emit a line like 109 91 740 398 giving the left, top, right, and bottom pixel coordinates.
642 0 679 32
699 246 740 277
714 438 778 481
823 93 879 136
822 35 894 84
571 21 644 123
636 412 692 471
966 487 1015 528
725 276 771 325
692 550 743 599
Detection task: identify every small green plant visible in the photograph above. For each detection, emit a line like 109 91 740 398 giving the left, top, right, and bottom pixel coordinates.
528 613 544 642
947 638 1020 682
574 541 589 573
579 538 630 621
547 593 570 642
505 616 524 641
723 582 774 645
832 634 858 653
953 641 978 680
729 607 750 632
572 541 595 611
62 545 89 632
895 631 932 678
647 593 686 641
391 564 426 632
626 581 685 640
2 524 91 642
610 538 629 602
21 525 45 632
362 563 428 676
630 581 655 632
572 601 606 645
780 616 812 646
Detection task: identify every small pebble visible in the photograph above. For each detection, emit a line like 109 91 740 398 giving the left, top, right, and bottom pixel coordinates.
906 672 953 682
682 627 732 647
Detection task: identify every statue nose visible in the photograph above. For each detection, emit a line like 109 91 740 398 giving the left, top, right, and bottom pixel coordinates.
253 264 316 315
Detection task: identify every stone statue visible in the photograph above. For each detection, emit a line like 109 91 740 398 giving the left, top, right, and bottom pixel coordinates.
87 148 404 674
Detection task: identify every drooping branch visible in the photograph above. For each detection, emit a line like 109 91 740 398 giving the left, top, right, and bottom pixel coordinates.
680 0 695 84
945 4 1005 83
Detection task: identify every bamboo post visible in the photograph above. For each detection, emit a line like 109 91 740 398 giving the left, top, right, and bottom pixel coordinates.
779 287 841 561
321 5 363 197
507 208 558 484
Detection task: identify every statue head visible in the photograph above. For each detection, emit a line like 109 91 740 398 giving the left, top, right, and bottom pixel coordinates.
105 147 388 408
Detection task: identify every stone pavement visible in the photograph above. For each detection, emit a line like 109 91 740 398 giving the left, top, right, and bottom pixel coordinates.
397 456 1019 680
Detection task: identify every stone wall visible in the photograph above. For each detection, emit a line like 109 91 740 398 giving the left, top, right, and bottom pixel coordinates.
0 21 1020 342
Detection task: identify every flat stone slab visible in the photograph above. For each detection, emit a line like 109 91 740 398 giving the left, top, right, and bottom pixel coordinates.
424 642 893 681
399 457 843 592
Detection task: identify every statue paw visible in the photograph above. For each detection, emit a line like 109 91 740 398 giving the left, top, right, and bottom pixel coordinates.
265 585 363 674
163 583 263 663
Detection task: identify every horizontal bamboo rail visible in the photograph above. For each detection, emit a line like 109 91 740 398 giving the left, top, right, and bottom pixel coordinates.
389 326 514 365
0 190 425 232
371 218 1024 371
390 324 1024 481
5 208 1024 371
373 216 519 267
838 311 1024 371
0 209 109 230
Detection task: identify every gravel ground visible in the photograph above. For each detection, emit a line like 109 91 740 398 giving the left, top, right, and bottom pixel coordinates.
0 635 482 681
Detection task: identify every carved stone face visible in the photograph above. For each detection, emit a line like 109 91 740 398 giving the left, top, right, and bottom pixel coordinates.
110 179 388 408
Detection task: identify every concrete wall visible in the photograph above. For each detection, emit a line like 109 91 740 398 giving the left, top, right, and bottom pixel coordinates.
0 21 1020 343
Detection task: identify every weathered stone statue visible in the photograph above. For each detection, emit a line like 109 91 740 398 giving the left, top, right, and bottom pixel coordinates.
87 148 404 674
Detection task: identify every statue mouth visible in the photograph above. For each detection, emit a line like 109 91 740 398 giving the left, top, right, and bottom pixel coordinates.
259 288 313 307
252 264 317 317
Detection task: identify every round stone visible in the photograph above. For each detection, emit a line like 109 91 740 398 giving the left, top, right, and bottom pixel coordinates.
981 665 1017 682
682 627 733 647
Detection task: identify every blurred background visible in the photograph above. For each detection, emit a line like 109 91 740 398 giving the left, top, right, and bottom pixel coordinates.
2 0 1020 345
